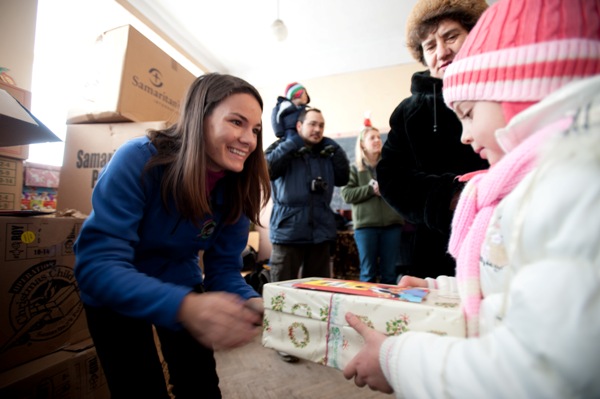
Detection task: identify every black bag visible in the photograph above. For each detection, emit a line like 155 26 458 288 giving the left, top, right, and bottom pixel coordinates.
244 264 271 295
243 257 271 295
241 245 259 272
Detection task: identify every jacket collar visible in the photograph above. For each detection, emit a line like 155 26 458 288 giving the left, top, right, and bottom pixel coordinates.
496 75 600 153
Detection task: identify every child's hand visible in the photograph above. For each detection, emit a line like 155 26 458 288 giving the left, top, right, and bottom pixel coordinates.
397 275 427 288
342 312 393 394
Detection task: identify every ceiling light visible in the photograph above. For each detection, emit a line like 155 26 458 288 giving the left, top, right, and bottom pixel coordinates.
271 0 287 41
271 19 288 41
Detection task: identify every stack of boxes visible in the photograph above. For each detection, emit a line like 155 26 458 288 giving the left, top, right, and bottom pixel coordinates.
0 24 195 397
0 216 104 397
0 84 103 396
0 81 32 212
58 24 196 215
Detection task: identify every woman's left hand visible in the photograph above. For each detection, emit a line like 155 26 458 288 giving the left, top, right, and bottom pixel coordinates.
342 312 393 394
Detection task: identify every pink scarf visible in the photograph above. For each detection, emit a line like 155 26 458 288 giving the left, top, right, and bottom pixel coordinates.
449 118 570 337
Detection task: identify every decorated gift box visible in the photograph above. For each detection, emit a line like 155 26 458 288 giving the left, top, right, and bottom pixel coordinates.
262 278 465 370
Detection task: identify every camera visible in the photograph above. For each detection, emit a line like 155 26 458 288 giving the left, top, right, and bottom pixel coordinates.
310 176 328 193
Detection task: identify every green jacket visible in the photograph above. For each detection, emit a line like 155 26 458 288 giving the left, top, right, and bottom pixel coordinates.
341 164 404 229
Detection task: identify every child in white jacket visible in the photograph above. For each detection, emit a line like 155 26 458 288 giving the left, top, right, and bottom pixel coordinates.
343 0 600 397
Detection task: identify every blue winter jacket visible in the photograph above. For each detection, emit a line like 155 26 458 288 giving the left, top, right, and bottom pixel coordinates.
266 133 350 244
74 137 258 331
270 96 307 139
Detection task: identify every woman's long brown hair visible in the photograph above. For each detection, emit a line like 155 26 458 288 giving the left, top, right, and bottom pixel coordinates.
145 73 271 226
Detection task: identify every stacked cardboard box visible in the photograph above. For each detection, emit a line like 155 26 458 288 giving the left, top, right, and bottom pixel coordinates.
0 83 33 211
0 339 109 398
58 24 194 215
0 215 89 372
0 51 107 397
21 161 61 211
0 156 24 211
57 121 168 214
67 25 195 125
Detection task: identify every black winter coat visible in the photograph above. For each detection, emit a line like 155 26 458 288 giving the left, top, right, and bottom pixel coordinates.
377 70 488 278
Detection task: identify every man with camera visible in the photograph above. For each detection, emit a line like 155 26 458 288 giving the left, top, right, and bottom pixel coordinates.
266 108 349 360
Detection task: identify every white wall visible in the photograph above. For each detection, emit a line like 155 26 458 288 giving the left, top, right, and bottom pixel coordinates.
0 0 37 90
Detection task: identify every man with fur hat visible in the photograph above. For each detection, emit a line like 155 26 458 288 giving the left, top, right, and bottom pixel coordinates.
271 82 311 139
377 0 488 279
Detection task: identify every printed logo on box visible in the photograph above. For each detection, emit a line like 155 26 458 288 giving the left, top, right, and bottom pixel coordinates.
75 149 115 189
131 67 181 111
1 260 84 352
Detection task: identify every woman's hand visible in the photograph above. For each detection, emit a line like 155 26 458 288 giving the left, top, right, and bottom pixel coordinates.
369 179 381 196
178 292 262 349
244 297 264 326
343 312 393 394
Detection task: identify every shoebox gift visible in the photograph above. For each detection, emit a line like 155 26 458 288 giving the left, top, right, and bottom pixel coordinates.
262 278 465 370
21 162 61 211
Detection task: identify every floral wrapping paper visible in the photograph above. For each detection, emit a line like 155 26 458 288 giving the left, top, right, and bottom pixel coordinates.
262 278 465 370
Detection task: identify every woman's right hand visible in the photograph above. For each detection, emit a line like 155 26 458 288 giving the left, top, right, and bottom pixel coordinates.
397 275 427 288
178 292 262 350
369 179 381 196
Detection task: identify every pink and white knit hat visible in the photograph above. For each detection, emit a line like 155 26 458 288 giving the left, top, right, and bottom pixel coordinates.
443 0 600 122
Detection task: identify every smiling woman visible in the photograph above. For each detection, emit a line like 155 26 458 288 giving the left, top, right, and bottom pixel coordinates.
73 73 272 397
204 93 262 173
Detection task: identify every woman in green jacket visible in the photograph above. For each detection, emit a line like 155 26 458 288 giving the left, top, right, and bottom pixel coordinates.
341 119 409 284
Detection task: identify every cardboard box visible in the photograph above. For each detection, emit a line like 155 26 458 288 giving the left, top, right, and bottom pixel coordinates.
0 157 24 211
153 327 174 398
262 278 465 370
58 121 168 214
0 82 32 160
22 162 61 211
0 216 89 372
0 339 109 398
67 25 196 124
24 162 61 188
21 186 58 211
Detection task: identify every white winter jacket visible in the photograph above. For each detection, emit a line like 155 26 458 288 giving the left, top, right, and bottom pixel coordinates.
381 76 600 399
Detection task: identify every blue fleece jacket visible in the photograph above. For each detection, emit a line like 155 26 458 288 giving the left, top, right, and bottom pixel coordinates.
74 136 258 331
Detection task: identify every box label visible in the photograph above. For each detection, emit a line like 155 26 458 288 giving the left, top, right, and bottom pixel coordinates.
0 159 18 186
4 222 78 262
